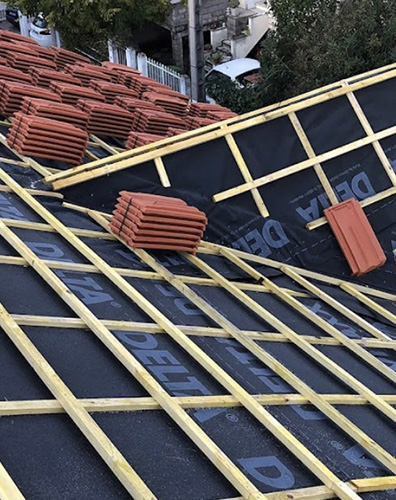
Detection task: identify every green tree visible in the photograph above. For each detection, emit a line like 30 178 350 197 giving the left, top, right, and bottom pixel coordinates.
209 0 396 113
259 0 396 105
13 0 169 55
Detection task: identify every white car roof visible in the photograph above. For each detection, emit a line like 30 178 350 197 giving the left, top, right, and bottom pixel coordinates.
208 58 260 80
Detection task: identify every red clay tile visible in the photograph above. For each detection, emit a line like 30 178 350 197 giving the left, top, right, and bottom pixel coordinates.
0 81 61 116
29 67 81 88
0 30 38 45
49 82 105 105
6 52 56 73
324 198 386 276
21 98 89 130
8 112 88 165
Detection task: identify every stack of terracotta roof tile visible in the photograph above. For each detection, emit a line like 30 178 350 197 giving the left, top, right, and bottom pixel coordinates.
64 64 112 86
114 96 164 113
0 67 32 84
49 82 105 105
142 91 189 117
74 62 117 82
33 46 56 61
0 41 38 58
189 102 231 118
118 74 169 97
7 112 88 165
51 47 91 71
0 57 6 66
126 132 165 149
89 80 138 103
0 30 38 45
0 81 60 116
110 192 207 253
29 67 81 88
185 117 217 130
206 110 238 120
6 52 56 73
76 100 134 139
21 98 89 130
132 109 186 134
102 62 141 76
145 84 190 103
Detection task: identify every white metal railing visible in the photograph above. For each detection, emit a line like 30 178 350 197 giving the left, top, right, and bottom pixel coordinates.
0 4 7 22
108 41 189 96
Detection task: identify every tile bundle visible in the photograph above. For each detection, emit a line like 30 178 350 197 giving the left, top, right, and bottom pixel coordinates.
64 64 112 86
132 109 186 134
6 52 56 72
51 47 92 71
126 131 165 149
102 61 141 75
110 191 207 253
89 80 139 104
0 30 38 45
49 82 105 105
0 41 38 58
7 112 89 165
0 81 60 116
76 100 134 139
0 67 32 84
22 98 89 130
142 91 189 117
189 102 231 118
145 84 190 103
114 96 164 113
29 67 82 88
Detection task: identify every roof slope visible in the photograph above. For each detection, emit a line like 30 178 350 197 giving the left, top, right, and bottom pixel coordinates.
1 167 396 500
46 63 396 294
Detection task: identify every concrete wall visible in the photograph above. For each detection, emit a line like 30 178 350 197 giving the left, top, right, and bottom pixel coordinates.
167 0 228 67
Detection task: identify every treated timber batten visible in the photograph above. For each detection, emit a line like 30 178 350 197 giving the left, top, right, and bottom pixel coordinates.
45 65 396 189
0 170 366 500
1 169 396 498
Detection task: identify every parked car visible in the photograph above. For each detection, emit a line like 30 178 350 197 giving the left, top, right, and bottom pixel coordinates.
205 58 261 103
5 7 19 27
29 15 53 48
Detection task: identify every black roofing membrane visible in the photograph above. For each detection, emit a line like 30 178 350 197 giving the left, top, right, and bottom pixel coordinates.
61 72 396 294
0 414 131 500
2 71 396 499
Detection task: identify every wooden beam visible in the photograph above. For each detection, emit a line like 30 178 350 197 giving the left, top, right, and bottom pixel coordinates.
183 249 396 474
201 242 396 302
4 393 396 416
213 124 396 203
0 170 361 500
45 67 396 190
344 87 396 187
8 312 396 348
154 157 171 187
289 112 338 205
281 267 393 342
0 204 266 500
225 133 269 217
0 462 26 500
306 186 396 230
0 303 157 500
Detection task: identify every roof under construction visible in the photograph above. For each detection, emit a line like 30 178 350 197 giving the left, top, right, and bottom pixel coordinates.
1 33 396 500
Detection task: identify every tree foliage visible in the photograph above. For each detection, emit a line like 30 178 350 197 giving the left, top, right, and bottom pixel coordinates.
209 0 396 113
13 0 169 53
260 0 396 105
